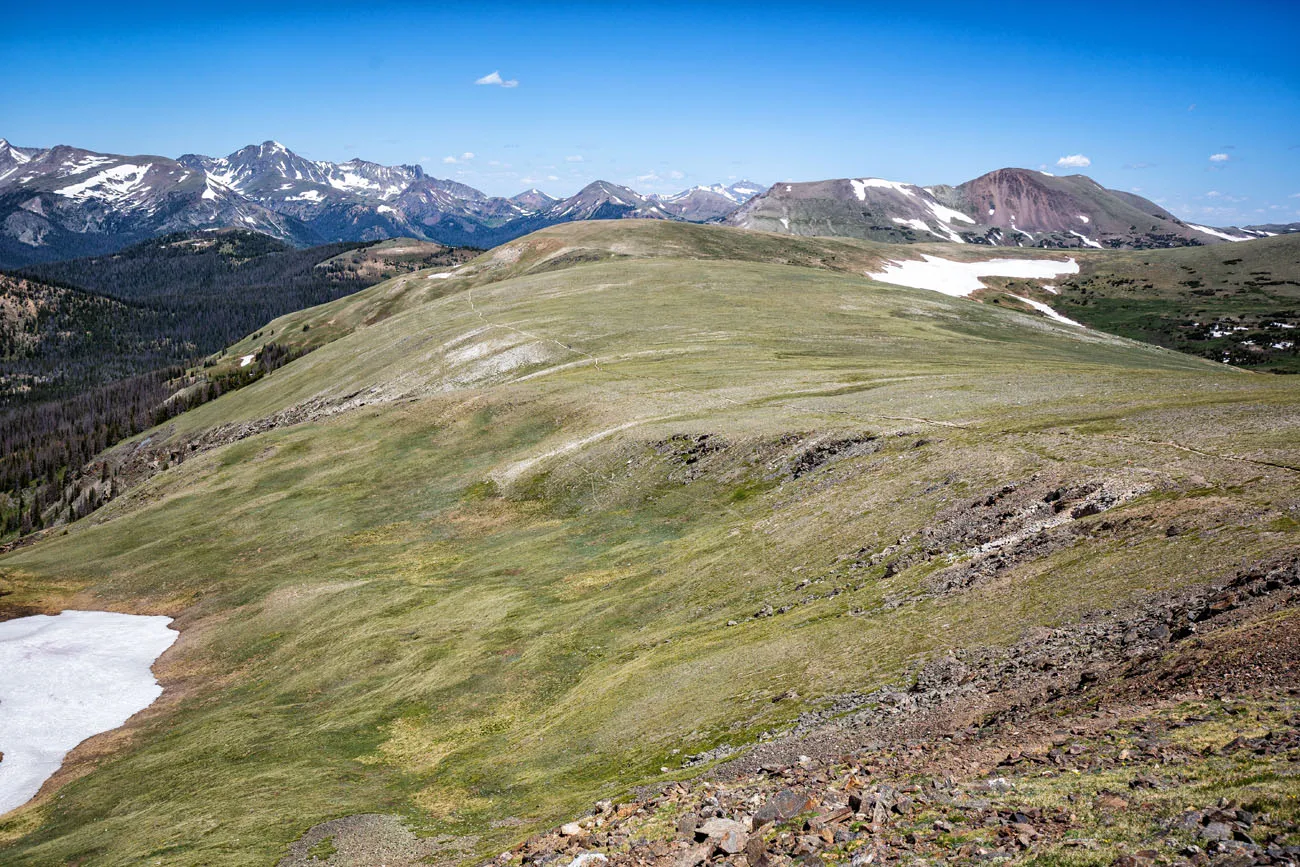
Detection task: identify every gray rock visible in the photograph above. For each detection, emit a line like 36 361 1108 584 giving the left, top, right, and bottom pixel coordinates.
1199 822 1232 841
754 789 815 827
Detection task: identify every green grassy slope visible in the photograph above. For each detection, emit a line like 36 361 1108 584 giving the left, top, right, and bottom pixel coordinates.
1012 233 1300 372
0 222 1297 865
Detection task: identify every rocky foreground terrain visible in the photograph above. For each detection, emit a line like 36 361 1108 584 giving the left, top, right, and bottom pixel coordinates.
284 559 1299 867
491 564 1299 867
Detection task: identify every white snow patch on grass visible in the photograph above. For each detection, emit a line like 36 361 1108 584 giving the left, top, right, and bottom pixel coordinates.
1069 230 1103 249
1009 294 1086 327
239 353 256 367
1186 223 1251 242
892 217 934 235
0 611 177 815
868 255 1078 298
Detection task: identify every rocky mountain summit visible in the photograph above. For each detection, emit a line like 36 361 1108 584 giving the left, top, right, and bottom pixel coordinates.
729 169 1263 250
656 182 767 222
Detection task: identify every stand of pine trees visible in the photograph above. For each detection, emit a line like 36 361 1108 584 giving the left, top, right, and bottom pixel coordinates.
0 343 307 538
0 229 475 541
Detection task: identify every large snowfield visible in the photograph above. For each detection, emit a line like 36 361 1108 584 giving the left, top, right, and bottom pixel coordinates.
0 610 177 815
867 254 1079 297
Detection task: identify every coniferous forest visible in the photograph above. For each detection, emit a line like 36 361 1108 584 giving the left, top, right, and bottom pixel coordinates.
0 229 475 538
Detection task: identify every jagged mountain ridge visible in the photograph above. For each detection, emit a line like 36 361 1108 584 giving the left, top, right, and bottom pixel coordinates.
0 138 766 266
729 168 1261 249
0 139 301 266
653 181 767 222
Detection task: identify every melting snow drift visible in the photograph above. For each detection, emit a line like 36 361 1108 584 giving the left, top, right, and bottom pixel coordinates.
0 610 177 815
1009 294 1086 327
868 254 1079 297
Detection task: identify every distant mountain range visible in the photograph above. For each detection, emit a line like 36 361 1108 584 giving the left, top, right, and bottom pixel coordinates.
0 137 766 267
3 135 1295 267
729 169 1292 250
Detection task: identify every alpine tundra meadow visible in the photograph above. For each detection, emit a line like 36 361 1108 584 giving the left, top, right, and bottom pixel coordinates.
1 2 1298 865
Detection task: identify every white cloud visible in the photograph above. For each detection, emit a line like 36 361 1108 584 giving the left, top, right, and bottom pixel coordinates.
1209 153 1230 162
1290 192 1300 198
442 152 476 164
1056 154 1092 168
547 175 559 181
669 170 685 180
636 172 661 183
565 155 584 163
475 71 518 88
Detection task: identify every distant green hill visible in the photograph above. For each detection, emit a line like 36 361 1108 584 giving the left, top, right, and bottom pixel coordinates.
0 221 1296 865
1046 234 1300 372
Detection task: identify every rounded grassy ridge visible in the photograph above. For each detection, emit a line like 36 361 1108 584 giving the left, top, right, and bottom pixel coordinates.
0 221 1296 865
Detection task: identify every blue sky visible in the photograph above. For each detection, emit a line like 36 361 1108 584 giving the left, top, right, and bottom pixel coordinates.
4 0 1298 225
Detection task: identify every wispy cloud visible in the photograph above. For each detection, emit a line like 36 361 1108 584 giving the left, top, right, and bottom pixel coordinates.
442 152 475 164
1056 154 1091 168
565 155 584 163
475 71 518 88
1209 153 1230 162
1123 162 1154 170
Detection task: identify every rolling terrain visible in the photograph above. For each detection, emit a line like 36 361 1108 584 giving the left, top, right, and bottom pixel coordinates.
871 233 1300 374
0 222 1296 865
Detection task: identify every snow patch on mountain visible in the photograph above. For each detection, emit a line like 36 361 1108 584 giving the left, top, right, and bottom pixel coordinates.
0 610 178 815
851 178 916 200
868 255 1079 297
1186 223 1252 243
1009 294 1086 327
58 155 115 177
925 198 975 225
56 164 154 203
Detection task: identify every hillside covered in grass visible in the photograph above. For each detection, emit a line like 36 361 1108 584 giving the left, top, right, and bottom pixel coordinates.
0 221 1296 865
1020 234 1300 373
